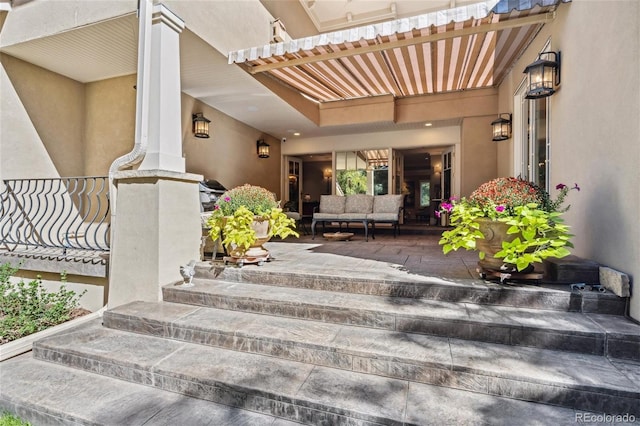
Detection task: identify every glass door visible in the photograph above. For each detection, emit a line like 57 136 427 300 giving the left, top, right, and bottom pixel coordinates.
442 149 453 200
284 157 302 213
514 41 552 191
515 79 550 191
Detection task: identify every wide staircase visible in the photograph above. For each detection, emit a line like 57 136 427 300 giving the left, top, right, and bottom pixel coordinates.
1 263 639 425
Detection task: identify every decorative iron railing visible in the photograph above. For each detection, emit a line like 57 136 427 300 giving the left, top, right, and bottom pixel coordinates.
0 177 110 254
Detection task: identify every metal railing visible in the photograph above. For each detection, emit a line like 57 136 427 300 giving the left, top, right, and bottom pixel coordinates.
0 177 110 254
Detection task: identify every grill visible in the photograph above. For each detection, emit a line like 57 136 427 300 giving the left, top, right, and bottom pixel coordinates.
199 179 226 212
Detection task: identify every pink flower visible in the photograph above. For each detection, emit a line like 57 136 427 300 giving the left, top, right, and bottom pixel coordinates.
224 196 231 202
573 183 580 191
556 183 566 190
214 205 220 210
441 202 453 212
495 205 505 213
435 211 441 218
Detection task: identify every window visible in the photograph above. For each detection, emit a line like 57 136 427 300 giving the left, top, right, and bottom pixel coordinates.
335 150 388 195
514 42 552 192
419 181 430 207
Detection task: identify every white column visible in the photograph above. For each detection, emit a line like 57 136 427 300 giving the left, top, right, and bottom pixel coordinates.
139 4 185 172
108 4 201 308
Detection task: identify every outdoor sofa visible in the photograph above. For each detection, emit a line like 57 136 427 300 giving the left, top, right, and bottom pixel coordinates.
311 194 404 241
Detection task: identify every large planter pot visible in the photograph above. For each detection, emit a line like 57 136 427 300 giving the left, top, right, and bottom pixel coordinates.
475 218 537 273
228 216 271 259
475 218 517 271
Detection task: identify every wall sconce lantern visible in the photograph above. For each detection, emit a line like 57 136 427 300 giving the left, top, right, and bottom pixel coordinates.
257 139 270 158
323 168 332 180
491 113 512 141
523 51 561 99
192 113 211 138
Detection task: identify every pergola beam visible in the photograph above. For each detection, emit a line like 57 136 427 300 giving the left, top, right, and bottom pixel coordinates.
248 12 555 74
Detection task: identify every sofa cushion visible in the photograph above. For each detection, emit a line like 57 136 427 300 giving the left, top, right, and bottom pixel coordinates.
345 194 374 214
373 194 404 213
368 212 399 222
338 213 369 220
319 195 346 214
313 213 341 220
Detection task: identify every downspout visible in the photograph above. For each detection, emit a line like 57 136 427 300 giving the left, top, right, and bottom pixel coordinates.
108 0 153 250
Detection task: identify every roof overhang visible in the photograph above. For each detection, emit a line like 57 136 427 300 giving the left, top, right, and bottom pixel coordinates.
229 0 569 104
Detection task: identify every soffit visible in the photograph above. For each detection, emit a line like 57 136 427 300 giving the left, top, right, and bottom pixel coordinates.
298 0 482 33
230 0 568 103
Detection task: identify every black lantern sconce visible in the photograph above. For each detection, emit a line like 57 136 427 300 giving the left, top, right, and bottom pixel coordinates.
491 113 512 141
523 51 561 99
192 113 211 138
257 139 270 158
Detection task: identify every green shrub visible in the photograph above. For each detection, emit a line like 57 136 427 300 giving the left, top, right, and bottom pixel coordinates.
0 264 86 344
0 412 31 426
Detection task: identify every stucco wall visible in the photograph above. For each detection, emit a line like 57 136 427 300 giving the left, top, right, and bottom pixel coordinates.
84 75 137 175
165 0 277 53
282 126 461 156
181 94 282 198
0 54 84 178
0 61 136 179
497 0 640 320
460 116 497 196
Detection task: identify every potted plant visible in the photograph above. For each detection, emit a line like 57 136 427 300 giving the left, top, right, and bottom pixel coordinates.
206 184 299 261
437 177 579 272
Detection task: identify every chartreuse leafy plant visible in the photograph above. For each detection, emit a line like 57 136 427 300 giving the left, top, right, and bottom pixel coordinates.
0 263 86 344
0 412 31 426
495 203 573 271
207 184 299 256
438 178 579 272
440 203 485 254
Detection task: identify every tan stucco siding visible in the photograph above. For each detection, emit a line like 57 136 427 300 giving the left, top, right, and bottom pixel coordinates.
497 0 640 319
1 54 84 178
460 116 497 197
181 94 282 198
84 75 137 176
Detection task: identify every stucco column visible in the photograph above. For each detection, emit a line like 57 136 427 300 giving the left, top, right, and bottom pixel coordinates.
108 170 202 308
138 3 185 172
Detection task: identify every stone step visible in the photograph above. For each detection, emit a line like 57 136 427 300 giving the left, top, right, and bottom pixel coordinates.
30 320 639 423
162 279 640 359
0 355 295 426
195 264 626 315
102 300 640 418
